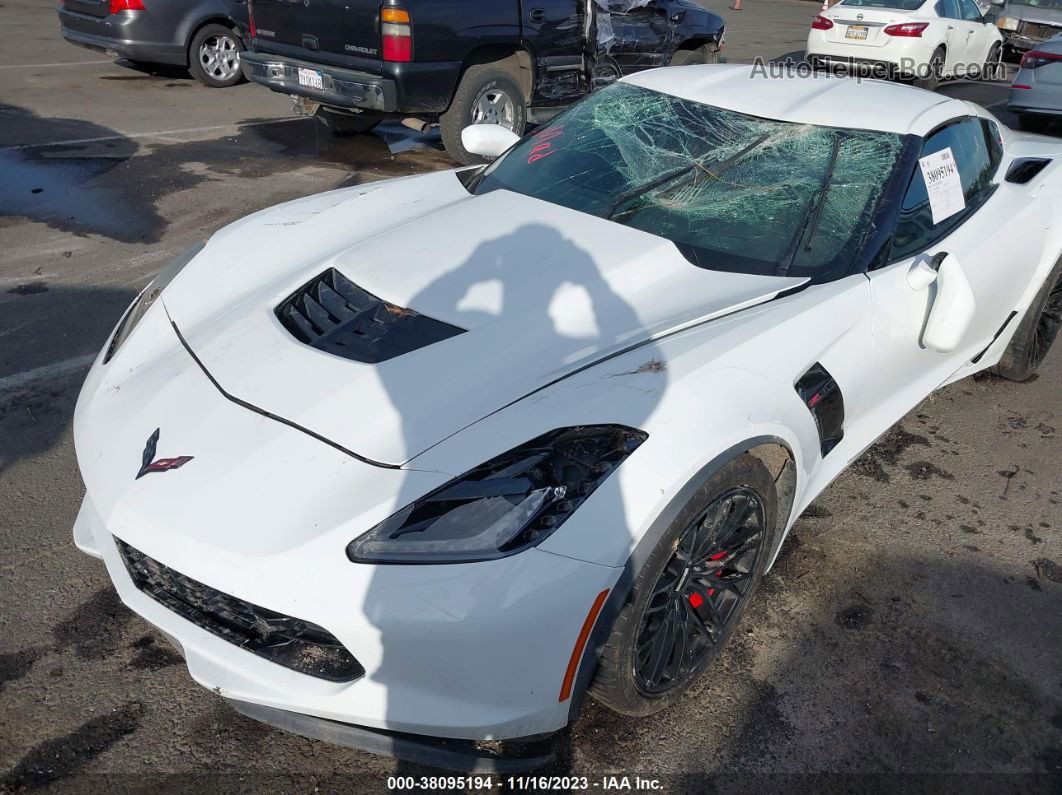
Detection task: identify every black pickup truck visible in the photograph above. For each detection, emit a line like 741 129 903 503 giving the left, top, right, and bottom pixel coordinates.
240 0 725 163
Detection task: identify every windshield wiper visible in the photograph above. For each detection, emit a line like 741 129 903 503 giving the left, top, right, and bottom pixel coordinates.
778 134 843 276
605 133 771 221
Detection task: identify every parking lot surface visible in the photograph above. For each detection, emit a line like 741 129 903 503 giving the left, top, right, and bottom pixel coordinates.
1 0 1060 791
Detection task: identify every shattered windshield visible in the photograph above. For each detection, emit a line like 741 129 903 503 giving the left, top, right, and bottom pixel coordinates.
473 83 906 281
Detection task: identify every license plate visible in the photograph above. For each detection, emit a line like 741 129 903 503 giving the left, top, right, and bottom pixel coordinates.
297 67 323 90
845 25 869 40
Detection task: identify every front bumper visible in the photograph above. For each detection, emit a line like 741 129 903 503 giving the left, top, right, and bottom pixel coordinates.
1000 26 1062 54
58 8 186 65
72 304 619 742
225 699 557 772
240 51 397 112
74 492 615 741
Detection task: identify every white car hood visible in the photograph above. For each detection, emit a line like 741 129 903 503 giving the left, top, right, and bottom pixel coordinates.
164 170 806 466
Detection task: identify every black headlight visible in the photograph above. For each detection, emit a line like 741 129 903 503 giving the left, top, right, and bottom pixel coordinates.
103 242 205 364
346 425 647 564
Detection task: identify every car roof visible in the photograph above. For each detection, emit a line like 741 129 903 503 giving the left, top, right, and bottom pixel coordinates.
622 64 973 136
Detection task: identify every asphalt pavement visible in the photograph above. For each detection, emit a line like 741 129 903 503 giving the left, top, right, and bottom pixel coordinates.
1 0 1060 791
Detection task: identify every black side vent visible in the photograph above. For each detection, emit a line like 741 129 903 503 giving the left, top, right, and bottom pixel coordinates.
276 268 465 363
795 363 845 457
1005 158 1052 185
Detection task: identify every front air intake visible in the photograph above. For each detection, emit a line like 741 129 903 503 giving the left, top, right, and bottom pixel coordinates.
116 539 364 682
276 268 465 363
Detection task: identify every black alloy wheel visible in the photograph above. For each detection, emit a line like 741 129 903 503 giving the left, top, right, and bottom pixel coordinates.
1028 268 1062 372
633 487 766 695
992 254 1062 381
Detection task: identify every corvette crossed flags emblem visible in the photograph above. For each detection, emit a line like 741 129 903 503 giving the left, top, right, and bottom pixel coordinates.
136 428 194 480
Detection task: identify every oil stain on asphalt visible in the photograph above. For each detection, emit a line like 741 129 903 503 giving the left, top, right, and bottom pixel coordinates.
0 103 451 245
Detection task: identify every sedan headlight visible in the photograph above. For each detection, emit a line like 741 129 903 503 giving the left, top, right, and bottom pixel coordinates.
997 16 1019 31
347 425 647 564
103 242 205 364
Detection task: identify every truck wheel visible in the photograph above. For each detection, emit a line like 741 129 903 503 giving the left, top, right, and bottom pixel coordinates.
188 23 245 88
440 63 526 166
316 107 381 136
670 43 720 66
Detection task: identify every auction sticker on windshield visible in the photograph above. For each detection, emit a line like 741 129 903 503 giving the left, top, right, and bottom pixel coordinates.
918 147 965 224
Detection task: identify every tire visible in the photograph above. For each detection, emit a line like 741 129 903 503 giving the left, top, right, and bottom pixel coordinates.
1018 112 1050 134
188 23 244 88
670 43 720 66
990 254 1062 382
439 63 527 166
984 41 1002 80
316 107 381 136
913 47 944 91
589 453 778 717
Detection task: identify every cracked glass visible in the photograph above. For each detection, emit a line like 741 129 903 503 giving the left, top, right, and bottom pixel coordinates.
474 82 907 281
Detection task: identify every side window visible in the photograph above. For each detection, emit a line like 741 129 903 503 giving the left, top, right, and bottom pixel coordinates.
959 0 982 21
890 118 998 261
940 0 961 19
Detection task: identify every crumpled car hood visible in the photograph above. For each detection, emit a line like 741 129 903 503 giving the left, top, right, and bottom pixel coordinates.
163 170 806 466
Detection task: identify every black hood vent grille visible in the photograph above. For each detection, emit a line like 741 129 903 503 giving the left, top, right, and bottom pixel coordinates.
276 268 465 363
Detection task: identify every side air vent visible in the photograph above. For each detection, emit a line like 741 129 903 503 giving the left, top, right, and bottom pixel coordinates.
795 363 845 457
1005 158 1051 185
276 268 465 363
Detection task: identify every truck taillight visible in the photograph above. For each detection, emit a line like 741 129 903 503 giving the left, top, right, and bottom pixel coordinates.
381 7 412 62
109 0 145 12
247 0 256 39
884 22 928 37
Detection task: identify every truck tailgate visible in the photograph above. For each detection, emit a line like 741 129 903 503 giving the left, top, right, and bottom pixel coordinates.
250 0 382 70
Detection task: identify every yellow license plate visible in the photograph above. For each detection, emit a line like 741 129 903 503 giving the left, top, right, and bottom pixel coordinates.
845 25 869 40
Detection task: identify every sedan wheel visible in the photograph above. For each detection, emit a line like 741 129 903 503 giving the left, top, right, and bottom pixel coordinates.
913 48 944 91
188 23 245 88
200 36 240 82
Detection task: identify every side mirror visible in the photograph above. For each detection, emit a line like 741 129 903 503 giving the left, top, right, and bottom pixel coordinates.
908 253 976 353
461 125 521 159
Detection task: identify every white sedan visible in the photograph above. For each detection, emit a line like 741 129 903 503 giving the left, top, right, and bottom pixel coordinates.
807 0 1004 90
72 65 1061 769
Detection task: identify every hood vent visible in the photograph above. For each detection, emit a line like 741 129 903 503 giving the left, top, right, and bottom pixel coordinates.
276 268 465 363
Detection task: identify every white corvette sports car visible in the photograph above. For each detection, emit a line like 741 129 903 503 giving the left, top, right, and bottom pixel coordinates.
73 65 1062 768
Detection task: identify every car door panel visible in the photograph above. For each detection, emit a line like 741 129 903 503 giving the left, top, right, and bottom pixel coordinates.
938 0 969 72
863 119 1046 434
597 0 675 72
524 0 587 104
